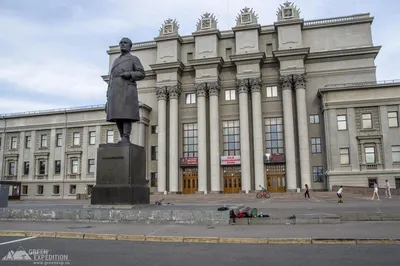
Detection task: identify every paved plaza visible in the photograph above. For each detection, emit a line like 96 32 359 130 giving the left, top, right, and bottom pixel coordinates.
8 191 400 218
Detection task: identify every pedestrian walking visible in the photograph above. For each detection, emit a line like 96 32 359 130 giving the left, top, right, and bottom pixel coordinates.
304 184 310 198
337 186 343 203
371 181 380 200
385 180 392 199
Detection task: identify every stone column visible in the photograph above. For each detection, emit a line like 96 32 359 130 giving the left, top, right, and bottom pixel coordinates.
80 127 89 178
208 81 222 192
168 85 182 193
29 131 36 180
196 83 208 194
48 129 57 179
156 87 168 194
236 79 251 193
250 78 265 189
294 74 312 189
18 131 25 180
280 76 297 191
138 122 146 147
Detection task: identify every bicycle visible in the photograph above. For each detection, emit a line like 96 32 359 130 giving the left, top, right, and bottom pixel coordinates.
256 186 271 199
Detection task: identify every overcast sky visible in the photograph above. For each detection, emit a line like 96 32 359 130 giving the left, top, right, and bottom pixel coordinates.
0 0 398 114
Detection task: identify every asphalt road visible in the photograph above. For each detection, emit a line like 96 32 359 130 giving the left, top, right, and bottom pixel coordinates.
0 237 399 266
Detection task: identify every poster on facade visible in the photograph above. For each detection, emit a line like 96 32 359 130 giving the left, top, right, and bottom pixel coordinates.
180 157 198 166
220 156 241 165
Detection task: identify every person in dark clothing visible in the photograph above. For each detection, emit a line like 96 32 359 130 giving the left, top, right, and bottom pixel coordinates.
304 184 310 198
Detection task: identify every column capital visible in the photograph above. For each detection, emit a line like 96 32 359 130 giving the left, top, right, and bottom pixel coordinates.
156 87 168 101
208 80 221 96
293 74 307 89
168 84 182 99
195 83 207 97
249 77 263 93
279 75 293 91
236 79 249 94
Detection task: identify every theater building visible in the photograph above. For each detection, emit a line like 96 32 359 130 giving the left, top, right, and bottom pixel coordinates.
1 2 400 198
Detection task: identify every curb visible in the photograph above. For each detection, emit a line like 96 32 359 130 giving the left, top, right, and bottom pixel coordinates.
1 230 400 244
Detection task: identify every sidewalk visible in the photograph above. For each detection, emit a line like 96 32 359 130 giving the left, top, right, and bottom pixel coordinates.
1 220 400 243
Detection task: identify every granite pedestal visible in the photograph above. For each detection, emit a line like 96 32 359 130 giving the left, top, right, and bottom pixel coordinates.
91 143 150 205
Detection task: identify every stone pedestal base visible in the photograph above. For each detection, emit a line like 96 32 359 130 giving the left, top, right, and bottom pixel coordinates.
91 143 150 205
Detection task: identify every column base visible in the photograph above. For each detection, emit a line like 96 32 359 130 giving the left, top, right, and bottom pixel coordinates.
168 191 182 195
209 191 223 194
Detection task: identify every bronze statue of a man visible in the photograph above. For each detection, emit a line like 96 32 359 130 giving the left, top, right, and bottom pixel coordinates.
106 37 146 143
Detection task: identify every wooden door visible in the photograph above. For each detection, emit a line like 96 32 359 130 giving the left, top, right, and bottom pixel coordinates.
182 168 198 194
223 166 241 193
265 164 286 192
266 174 286 192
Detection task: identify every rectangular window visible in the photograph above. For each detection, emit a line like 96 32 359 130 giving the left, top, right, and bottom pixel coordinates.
225 48 232 59
71 159 78 174
311 137 322 153
222 120 240 156
106 130 114 143
225 89 236 101
264 117 284 154
312 166 324 182
56 133 62 147
337 115 347 130
362 113 372 129
55 160 61 174
151 146 158 161
339 148 350 165
88 159 95 173
187 52 193 61
309 114 320 124
151 125 158 134
185 93 196 104
183 123 198 158
396 178 400 189
25 136 31 148
41 134 47 148
151 172 158 187
365 146 376 164
53 185 60 195
266 43 273 55
266 86 278 98
39 160 46 175
73 132 80 146
388 111 399 128
24 162 30 175
8 161 15 176
392 146 400 163
69 185 76 195
22 185 28 195
37 185 44 195
11 136 17 149
89 131 96 145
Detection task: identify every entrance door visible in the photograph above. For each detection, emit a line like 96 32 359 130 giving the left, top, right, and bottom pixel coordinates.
182 168 198 194
265 164 286 192
223 166 241 193
266 174 286 192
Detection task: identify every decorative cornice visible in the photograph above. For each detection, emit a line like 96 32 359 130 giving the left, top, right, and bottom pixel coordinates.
249 77 263 93
273 47 310 61
192 29 221 38
195 83 207 97
236 79 249 94
156 87 168 101
231 23 261 33
306 46 381 61
293 74 306 89
230 52 266 66
149 61 185 76
208 80 221 96
318 81 400 95
188 57 224 71
274 18 304 28
168 85 182 99
279 75 293 90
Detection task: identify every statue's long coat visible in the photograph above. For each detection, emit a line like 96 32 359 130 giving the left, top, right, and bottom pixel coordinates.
106 53 145 122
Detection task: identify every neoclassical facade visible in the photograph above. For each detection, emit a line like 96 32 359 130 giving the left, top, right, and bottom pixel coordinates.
2 2 400 198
